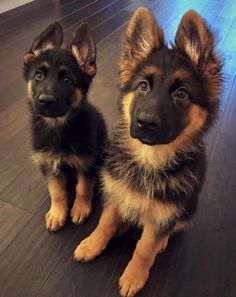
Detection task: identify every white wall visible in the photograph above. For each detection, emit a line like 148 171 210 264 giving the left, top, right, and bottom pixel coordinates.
0 0 34 14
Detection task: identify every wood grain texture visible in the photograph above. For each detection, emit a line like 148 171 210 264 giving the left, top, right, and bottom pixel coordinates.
0 201 32 255
0 0 235 296
0 162 47 214
0 200 75 297
0 128 30 193
221 76 236 135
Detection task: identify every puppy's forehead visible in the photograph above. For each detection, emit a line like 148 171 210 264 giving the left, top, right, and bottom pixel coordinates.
37 49 76 69
136 49 193 80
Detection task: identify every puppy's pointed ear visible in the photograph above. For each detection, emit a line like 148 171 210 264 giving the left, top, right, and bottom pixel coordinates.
119 7 165 87
175 10 214 66
24 22 63 63
68 23 96 78
175 10 222 104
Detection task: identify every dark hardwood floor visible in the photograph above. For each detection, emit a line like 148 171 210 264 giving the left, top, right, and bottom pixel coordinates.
0 0 235 296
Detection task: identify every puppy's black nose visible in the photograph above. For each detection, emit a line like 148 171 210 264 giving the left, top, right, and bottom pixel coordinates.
136 112 161 131
38 94 56 106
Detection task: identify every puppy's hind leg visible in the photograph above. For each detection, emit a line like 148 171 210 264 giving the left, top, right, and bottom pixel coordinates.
70 174 93 225
46 176 68 232
74 202 122 262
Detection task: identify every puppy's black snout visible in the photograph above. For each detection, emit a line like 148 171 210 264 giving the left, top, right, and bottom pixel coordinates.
38 94 56 106
136 112 160 131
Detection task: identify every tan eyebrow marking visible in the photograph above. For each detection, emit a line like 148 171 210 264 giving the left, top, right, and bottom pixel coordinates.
58 65 69 72
172 69 191 81
142 65 162 76
133 65 162 86
40 61 50 68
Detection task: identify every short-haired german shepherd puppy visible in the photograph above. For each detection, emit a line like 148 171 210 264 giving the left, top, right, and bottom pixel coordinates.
23 22 107 231
74 8 223 296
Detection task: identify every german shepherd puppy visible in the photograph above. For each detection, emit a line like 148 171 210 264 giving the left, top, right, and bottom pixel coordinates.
74 8 222 297
23 22 107 231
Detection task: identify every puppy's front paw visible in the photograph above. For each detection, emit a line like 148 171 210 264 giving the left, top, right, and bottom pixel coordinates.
45 207 67 232
119 262 149 297
70 198 91 225
74 234 106 262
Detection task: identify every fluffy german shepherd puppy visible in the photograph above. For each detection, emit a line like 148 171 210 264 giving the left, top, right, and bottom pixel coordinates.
74 8 222 297
23 22 107 231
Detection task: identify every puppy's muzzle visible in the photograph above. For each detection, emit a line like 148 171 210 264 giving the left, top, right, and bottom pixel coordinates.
38 94 56 108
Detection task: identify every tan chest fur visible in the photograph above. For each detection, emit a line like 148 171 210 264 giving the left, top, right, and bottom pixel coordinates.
32 151 90 175
102 170 180 228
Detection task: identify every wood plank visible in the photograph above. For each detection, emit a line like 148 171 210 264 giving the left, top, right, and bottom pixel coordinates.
90 50 120 132
0 128 30 193
36 232 133 297
64 0 131 35
220 76 236 135
0 97 29 147
154 0 221 42
0 0 120 71
0 162 47 214
204 111 223 157
220 70 236 111
210 16 234 49
219 27 236 52
0 197 103 297
232 17 236 28
219 0 236 19
0 0 94 38
60 0 119 29
217 27 236 111
0 201 32 255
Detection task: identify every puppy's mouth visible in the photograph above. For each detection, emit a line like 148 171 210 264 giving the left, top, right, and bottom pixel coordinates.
33 99 69 118
36 109 67 118
137 137 157 146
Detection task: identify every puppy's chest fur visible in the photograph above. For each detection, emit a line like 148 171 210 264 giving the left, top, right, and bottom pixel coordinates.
103 139 206 226
105 142 205 202
31 106 99 175
32 150 90 175
103 169 180 227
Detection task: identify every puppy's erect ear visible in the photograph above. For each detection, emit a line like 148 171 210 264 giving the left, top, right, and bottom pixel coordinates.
68 23 96 78
175 10 214 66
119 7 165 87
24 22 63 63
175 10 222 103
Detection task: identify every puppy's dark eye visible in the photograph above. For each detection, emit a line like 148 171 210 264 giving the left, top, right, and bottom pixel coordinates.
173 87 189 105
34 71 44 81
138 80 150 95
63 74 73 84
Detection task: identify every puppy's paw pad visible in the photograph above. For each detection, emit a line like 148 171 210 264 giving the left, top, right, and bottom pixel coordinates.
70 201 91 225
45 208 67 232
74 238 98 262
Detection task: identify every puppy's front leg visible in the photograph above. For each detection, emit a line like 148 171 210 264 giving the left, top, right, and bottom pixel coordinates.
46 176 68 231
119 222 169 297
70 174 93 225
74 202 121 261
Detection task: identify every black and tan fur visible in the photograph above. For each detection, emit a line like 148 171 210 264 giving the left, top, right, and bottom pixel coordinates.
23 22 107 231
74 8 222 297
